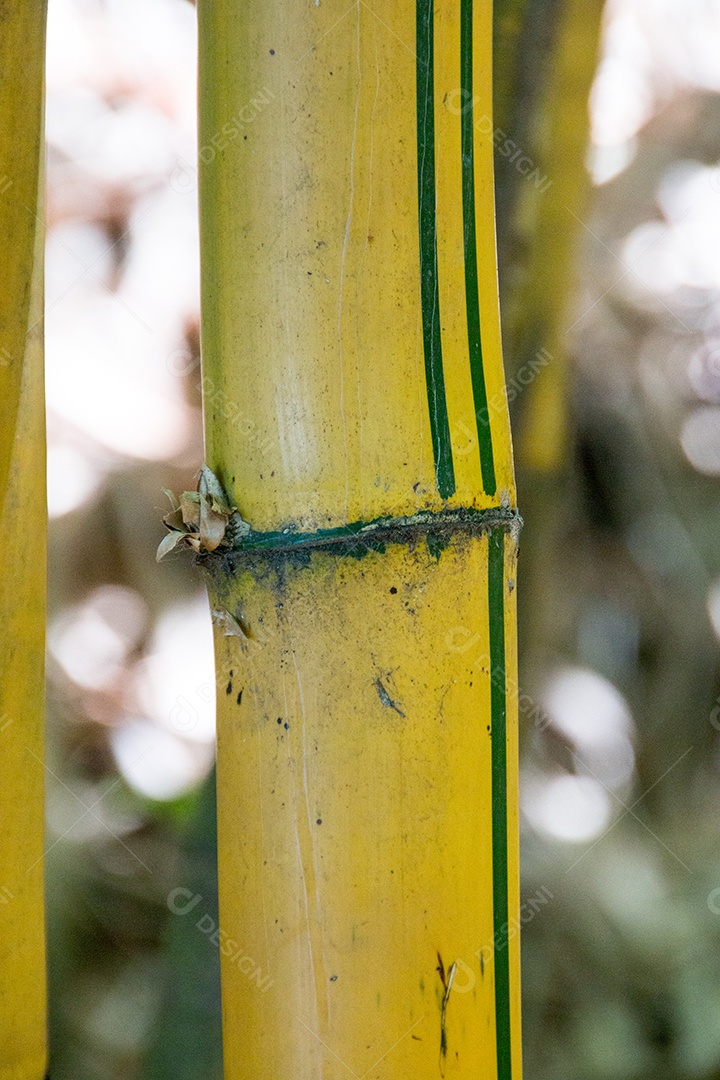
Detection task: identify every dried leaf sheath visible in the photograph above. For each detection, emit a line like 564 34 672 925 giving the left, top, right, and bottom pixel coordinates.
156 466 249 559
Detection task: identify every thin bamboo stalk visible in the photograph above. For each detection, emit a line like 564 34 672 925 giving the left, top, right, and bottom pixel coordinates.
0 3 48 1078
198 3 520 1077
511 0 605 471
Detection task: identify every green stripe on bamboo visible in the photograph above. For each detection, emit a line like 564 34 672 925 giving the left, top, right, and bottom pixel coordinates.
489 528 512 1078
461 0 497 497
417 0 455 500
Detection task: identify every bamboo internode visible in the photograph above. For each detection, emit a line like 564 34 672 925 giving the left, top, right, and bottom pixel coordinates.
199 2 521 1077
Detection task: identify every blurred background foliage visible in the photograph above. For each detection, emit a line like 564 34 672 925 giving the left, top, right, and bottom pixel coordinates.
43 0 720 1077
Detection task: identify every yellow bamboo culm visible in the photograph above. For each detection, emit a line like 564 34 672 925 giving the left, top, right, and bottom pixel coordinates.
515 0 605 473
0 3 48 1079
198 2 521 1077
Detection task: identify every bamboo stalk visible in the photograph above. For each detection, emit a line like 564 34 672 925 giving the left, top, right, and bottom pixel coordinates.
0 3 48 1078
511 0 605 471
198 3 520 1076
